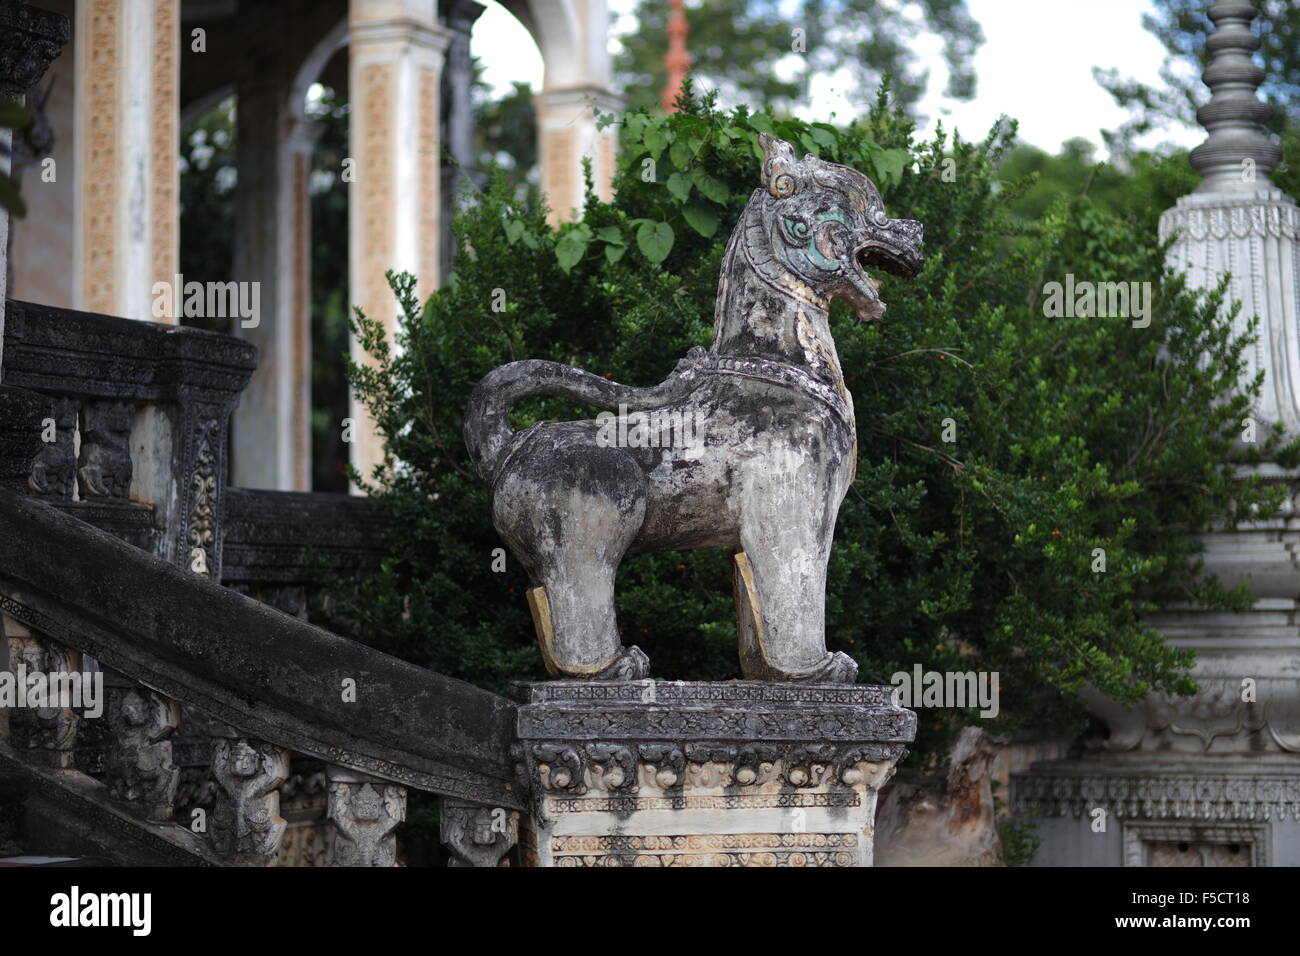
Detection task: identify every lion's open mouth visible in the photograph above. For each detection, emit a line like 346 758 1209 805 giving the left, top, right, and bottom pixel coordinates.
856 238 923 279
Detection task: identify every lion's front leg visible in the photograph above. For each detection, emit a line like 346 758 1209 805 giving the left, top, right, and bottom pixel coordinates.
733 460 857 684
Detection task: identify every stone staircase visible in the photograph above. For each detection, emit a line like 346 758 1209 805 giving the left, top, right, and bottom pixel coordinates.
0 299 523 866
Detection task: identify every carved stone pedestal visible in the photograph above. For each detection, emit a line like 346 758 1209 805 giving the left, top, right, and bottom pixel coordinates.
513 681 915 867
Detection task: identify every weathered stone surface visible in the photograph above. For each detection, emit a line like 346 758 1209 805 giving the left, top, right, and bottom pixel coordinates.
875 726 1004 867
464 135 923 682
78 401 134 499
0 2 69 97
221 489 388 586
0 489 524 809
26 396 76 497
514 680 915 866
0 385 51 492
327 766 406 867
440 797 517 867
103 674 181 823
210 735 290 863
4 632 78 769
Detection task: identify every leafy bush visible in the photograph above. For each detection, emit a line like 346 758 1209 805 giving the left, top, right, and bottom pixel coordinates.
339 87 1294 761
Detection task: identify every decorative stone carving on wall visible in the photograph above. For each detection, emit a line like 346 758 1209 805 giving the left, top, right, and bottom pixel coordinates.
440 797 517 867
1013 768 1300 822
183 413 220 577
78 402 133 498
326 766 406 867
27 397 77 497
5 634 79 768
1123 822 1269 867
1085 679 1300 755
273 766 332 867
210 735 290 862
103 678 180 822
514 681 915 867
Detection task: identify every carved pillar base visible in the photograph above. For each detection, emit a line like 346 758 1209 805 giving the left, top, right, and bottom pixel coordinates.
326 765 405 867
513 681 915 867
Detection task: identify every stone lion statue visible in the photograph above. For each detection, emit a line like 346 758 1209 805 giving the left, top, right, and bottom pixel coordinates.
464 134 923 683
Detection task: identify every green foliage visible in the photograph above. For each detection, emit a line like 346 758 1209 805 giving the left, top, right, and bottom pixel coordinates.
341 86 1294 759
614 0 983 113
0 97 31 217
178 98 237 321
997 810 1042 867
996 135 1199 236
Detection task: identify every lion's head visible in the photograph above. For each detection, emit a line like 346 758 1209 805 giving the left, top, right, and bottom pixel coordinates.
756 133 924 321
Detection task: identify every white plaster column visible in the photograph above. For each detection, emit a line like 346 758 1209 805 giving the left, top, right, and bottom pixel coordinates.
528 0 620 224
536 85 620 224
231 95 316 492
347 0 451 489
73 0 179 321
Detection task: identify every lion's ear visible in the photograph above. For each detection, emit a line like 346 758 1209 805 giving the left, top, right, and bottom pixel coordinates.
758 133 798 198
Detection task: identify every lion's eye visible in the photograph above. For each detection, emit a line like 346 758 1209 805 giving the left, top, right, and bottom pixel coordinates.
780 216 809 244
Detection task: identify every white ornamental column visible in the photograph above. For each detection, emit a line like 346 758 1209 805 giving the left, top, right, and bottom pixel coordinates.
73 0 179 322
1015 1 1300 868
1159 1 1300 436
532 0 620 225
347 0 451 489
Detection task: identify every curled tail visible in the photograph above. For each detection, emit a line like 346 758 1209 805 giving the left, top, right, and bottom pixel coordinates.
463 352 706 480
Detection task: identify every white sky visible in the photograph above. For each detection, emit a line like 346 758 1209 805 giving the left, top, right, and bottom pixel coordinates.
471 0 1207 156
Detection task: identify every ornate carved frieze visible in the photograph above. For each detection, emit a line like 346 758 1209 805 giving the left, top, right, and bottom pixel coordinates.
327 766 406 867
1086 679 1300 756
515 680 915 743
210 736 290 863
524 740 904 799
78 402 133 498
1159 200 1300 242
27 397 77 497
514 680 915 867
1 300 257 407
103 678 180 822
440 797 517 867
547 832 860 867
1013 768 1300 822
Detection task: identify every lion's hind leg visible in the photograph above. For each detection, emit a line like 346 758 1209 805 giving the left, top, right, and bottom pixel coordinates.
494 436 650 680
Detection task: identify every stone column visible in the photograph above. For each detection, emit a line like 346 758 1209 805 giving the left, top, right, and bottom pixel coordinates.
73 0 179 321
536 85 620 225
347 0 451 489
231 75 316 492
439 0 485 280
0 2 69 381
514 681 915 867
531 0 619 224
